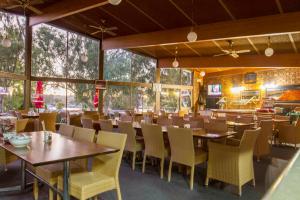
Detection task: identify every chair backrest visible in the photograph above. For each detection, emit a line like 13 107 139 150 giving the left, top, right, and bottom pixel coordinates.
81 118 94 129
172 116 185 128
69 113 82 127
141 123 165 158
189 117 204 128
277 124 300 142
98 119 113 131
118 121 136 152
167 127 194 166
39 112 57 132
73 127 95 142
204 120 227 133
120 114 133 122
239 128 261 152
15 119 29 133
94 131 127 177
58 124 74 137
82 113 99 121
236 117 253 124
260 120 273 138
157 116 172 126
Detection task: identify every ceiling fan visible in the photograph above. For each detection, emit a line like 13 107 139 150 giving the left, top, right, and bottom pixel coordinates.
214 40 251 58
89 20 118 37
3 0 43 15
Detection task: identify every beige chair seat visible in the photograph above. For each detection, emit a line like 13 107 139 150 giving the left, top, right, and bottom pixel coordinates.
59 172 115 196
36 162 85 181
195 148 207 164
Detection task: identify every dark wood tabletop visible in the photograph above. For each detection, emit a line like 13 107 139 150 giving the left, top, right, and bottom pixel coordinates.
0 131 118 166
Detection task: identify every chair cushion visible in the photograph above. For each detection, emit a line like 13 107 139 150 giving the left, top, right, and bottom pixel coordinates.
194 148 207 165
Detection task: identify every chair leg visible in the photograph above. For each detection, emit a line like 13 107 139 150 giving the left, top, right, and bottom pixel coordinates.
252 178 256 187
205 177 209 186
116 179 122 200
168 160 173 182
33 178 38 200
190 166 195 190
160 158 164 179
132 151 136 171
142 154 146 173
49 188 53 200
238 185 242 196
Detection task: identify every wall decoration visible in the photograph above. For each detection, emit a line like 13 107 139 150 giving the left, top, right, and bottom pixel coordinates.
244 72 257 84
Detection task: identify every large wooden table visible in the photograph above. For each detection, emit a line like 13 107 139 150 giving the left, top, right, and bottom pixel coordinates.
0 131 118 200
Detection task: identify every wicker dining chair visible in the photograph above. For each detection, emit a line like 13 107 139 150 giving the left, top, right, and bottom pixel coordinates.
81 118 94 129
141 123 169 179
119 121 143 170
172 116 185 128
254 120 273 161
57 131 127 200
205 128 260 196
39 112 57 132
33 128 95 200
277 124 300 148
204 120 227 133
15 119 29 133
167 127 207 190
157 116 172 126
98 119 114 131
58 124 74 138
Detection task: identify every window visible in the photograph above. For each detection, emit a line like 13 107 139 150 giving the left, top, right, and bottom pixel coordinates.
0 78 24 112
181 90 192 108
104 85 131 112
160 68 181 85
67 83 96 111
131 87 155 112
160 88 180 113
131 53 156 83
181 70 192 86
32 24 99 79
0 12 25 74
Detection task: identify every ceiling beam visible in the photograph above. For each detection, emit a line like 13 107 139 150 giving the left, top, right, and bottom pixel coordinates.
29 0 108 26
157 53 300 68
205 67 279 78
103 12 300 49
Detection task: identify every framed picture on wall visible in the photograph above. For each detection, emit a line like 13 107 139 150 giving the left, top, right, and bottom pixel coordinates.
244 72 257 84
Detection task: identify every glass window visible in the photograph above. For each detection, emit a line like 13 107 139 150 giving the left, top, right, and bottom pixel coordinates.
160 88 180 113
160 68 181 85
0 12 25 74
131 53 156 83
104 49 131 82
67 83 96 111
32 24 67 77
67 33 99 80
104 85 131 112
181 70 192 86
131 87 155 112
0 78 24 112
181 90 192 108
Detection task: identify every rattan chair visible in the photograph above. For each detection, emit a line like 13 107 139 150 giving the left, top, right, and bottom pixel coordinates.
33 128 95 200
167 127 207 190
157 116 172 126
205 128 260 196
254 120 273 161
39 112 57 132
278 124 300 148
204 120 227 133
119 121 143 170
81 118 94 129
57 131 127 200
15 119 29 133
58 124 74 138
172 116 185 128
98 119 113 131
141 123 168 179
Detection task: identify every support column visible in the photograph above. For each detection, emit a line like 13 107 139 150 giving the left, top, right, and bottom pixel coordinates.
98 41 104 114
24 17 32 110
155 68 161 113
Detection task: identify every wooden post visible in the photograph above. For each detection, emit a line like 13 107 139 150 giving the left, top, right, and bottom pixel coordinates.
98 41 104 114
24 17 32 110
155 67 161 113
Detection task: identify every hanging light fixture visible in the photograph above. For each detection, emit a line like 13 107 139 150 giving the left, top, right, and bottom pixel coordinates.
187 0 197 42
200 71 206 77
265 36 274 57
1 36 12 48
172 47 179 68
108 0 122 5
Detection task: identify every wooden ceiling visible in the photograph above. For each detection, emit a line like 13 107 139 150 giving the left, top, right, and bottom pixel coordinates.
1 0 300 72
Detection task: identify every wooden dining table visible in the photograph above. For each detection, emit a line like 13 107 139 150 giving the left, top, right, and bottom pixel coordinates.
0 131 118 200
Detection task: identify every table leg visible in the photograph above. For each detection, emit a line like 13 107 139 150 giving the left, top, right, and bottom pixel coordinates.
21 160 26 191
63 161 70 200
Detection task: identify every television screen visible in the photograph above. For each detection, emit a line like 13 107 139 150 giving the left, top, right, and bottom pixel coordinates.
208 84 222 96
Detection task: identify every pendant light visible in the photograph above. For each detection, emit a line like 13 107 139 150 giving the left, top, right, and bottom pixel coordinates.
1 36 12 48
265 36 274 57
108 0 122 5
200 71 206 77
172 47 179 68
187 0 197 42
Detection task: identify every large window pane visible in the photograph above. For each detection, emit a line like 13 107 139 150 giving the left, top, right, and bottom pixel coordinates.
67 83 96 111
182 70 192 86
131 54 156 83
104 85 131 112
181 90 192 108
0 12 25 74
160 68 181 85
160 88 180 113
132 87 155 112
32 24 67 77
0 79 24 112
104 49 131 82
67 33 99 80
